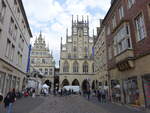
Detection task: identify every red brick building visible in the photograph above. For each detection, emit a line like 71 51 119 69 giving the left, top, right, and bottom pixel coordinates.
101 0 150 109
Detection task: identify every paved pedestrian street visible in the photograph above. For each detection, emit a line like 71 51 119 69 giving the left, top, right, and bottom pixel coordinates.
1 95 147 113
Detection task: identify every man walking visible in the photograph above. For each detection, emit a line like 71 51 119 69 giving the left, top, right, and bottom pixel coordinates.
4 88 16 113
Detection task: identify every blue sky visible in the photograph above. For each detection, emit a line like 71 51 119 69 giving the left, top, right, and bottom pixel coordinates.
22 0 111 67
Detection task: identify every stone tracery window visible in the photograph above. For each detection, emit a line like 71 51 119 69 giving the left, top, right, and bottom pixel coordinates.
73 61 78 73
63 61 69 72
83 62 88 73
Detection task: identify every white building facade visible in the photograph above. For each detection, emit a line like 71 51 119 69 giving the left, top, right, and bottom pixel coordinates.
0 0 32 96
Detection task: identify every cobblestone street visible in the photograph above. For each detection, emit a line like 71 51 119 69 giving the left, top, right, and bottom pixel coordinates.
1 95 147 113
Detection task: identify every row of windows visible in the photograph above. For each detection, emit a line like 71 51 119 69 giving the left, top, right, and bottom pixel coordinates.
39 68 53 75
31 58 51 64
107 0 135 36
5 38 23 66
63 61 94 73
108 14 147 59
0 0 27 45
32 51 48 56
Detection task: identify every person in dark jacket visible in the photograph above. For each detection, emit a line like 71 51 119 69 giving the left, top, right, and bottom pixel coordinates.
0 93 3 104
4 88 16 113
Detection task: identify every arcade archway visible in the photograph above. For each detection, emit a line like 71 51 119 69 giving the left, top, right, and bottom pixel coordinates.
72 79 80 86
62 79 69 86
92 80 96 90
82 80 90 92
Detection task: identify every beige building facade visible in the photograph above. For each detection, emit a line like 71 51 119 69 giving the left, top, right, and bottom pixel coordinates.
0 0 32 96
30 33 55 85
94 23 108 89
59 16 97 91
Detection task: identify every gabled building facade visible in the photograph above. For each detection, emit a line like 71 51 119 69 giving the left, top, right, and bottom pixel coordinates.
59 16 97 91
30 33 55 85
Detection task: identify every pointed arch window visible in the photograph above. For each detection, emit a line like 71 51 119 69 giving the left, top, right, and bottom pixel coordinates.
63 61 69 72
83 62 88 73
73 61 79 72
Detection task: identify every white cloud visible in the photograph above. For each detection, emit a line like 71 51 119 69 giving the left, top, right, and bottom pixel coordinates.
22 0 111 67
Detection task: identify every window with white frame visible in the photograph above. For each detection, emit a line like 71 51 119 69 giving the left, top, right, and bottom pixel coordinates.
112 15 116 29
0 0 6 23
135 13 146 41
114 24 132 55
119 6 124 20
49 69 53 75
128 0 135 9
9 17 14 36
107 26 110 35
45 68 48 75
5 39 11 58
10 44 15 61
13 25 17 41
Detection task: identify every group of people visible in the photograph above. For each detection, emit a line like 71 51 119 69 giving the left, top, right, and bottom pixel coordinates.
0 88 16 113
97 89 108 103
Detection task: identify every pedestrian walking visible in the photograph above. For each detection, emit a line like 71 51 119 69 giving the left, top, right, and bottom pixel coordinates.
0 93 3 103
32 89 36 98
97 89 102 103
101 89 106 103
0 93 3 113
4 88 16 113
87 88 91 100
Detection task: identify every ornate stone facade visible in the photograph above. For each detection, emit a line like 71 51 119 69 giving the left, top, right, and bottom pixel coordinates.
30 32 55 84
59 16 97 91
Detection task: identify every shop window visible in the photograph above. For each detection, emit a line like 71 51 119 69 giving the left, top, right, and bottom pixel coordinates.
0 71 6 94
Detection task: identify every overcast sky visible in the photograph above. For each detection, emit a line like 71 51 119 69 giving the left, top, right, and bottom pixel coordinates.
22 0 111 67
